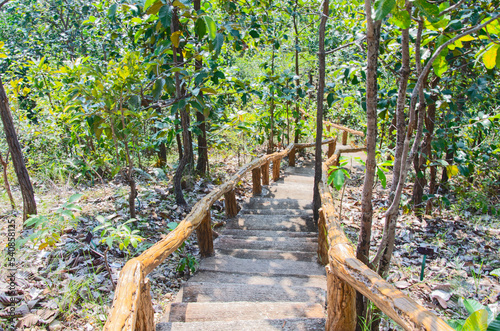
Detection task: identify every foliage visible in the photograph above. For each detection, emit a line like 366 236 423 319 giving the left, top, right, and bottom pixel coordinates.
94 216 143 254
19 193 83 250
447 298 500 331
327 156 350 190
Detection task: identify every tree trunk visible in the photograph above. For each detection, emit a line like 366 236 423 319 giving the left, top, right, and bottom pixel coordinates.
0 151 15 209
312 0 328 222
172 8 190 205
119 93 137 219
355 1 381 326
293 0 301 144
0 77 36 220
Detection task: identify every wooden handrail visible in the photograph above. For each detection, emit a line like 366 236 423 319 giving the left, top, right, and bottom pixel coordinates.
325 121 364 137
319 147 453 330
104 137 337 330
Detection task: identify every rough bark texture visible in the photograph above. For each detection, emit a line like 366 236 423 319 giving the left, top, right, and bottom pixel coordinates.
289 147 296 167
224 190 238 218
195 212 214 258
293 0 301 144
0 77 36 220
261 161 270 185
326 265 356 331
0 151 15 209
312 0 329 222
252 167 262 195
342 131 348 145
356 1 381 323
272 158 281 182
328 140 335 158
136 278 155 330
317 209 328 266
194 0 208 176
172 9 191 205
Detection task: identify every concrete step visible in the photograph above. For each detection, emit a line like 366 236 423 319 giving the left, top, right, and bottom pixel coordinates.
240 208 313 216
277 175 315 184
216 248 317 261
225 215 316 232
178 282 326 303
156 318 326 331
188 271 327 290
159 301 325 323
220 229 317 239
197 255 325 277
260 185 313 200
216 236 317 252
242 198 312 210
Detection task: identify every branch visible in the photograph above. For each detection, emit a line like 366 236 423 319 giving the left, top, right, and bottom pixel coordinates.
439 0 466 16
0 0 10 10
325 37 366 55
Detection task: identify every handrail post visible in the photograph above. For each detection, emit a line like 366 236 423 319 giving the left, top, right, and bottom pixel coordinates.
325 265 356 331
289 147 296 167
252 167 262 195
327 140 336 158
224 190 238 218
342 130 348 145
261 160 270 185
317 209 328 266
136 278 155 330
272 158 281 181
196 211 214 257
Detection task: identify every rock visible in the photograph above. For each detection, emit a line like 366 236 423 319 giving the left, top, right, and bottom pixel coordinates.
49 320 63 331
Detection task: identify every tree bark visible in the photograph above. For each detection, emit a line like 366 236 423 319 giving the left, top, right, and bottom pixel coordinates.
293 0 301 144
172 8 190 205
194 0 208 176
355 1 381 326
0 151 15 209
0 77 36 220
312 0 329 222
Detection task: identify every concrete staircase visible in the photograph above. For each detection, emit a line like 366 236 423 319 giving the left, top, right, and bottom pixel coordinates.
157 162 326 331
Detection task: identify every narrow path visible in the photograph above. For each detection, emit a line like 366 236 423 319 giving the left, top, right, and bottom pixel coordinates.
156 161 326 331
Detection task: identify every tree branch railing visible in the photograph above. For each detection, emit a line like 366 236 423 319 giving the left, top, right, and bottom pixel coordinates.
318 142 453 330
103 137 337 330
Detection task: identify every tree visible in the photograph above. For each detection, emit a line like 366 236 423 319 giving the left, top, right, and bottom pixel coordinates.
0 76 36 220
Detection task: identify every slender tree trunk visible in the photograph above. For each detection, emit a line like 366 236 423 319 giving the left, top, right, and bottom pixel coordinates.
175 112 183 160
119 92 137 218
355 1 381 327
312 0 328 222
172 8 190 205
194 0 208 175
0 77 36 220
0 151 15 209
293 0 301 144
268 47 275 153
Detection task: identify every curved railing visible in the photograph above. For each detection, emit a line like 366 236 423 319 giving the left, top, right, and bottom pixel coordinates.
103 136 337 330
104 123 452 330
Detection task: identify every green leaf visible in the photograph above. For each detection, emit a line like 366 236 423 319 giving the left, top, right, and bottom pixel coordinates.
249 30 259 38
213 33 224 59
130 237 138 248
487 313 500 331
144 0 156 11
389 9 411 29
483 44 500 70
159 5 172 28
106 237 114 249
491 268 500 277
195 18 206 39
432 54 448 77
463 309 488 331
108 4 118 20
373 0 396 21
68 193 83 204
204 16 217 40
447 319 464 331
152 78 165 100
377 167 387 188
446 165 459 178
414 0 440 22
464 299 485 315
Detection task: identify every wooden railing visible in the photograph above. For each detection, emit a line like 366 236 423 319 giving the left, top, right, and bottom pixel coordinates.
318 129 453 330
104 124 452 331
103 136 337 330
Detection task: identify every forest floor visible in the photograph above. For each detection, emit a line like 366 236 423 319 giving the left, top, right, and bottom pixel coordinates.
0 148 499 330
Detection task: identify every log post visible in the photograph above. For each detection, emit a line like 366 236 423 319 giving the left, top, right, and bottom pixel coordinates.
289 147 296 167
272 158 281 181
317 209 329 266
252 167 262 195
327 140 336 158
325 265 356 331
195 211 214 257
261 160 270 186
342 130 348 145
136 278 155 330
224 190 238 218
